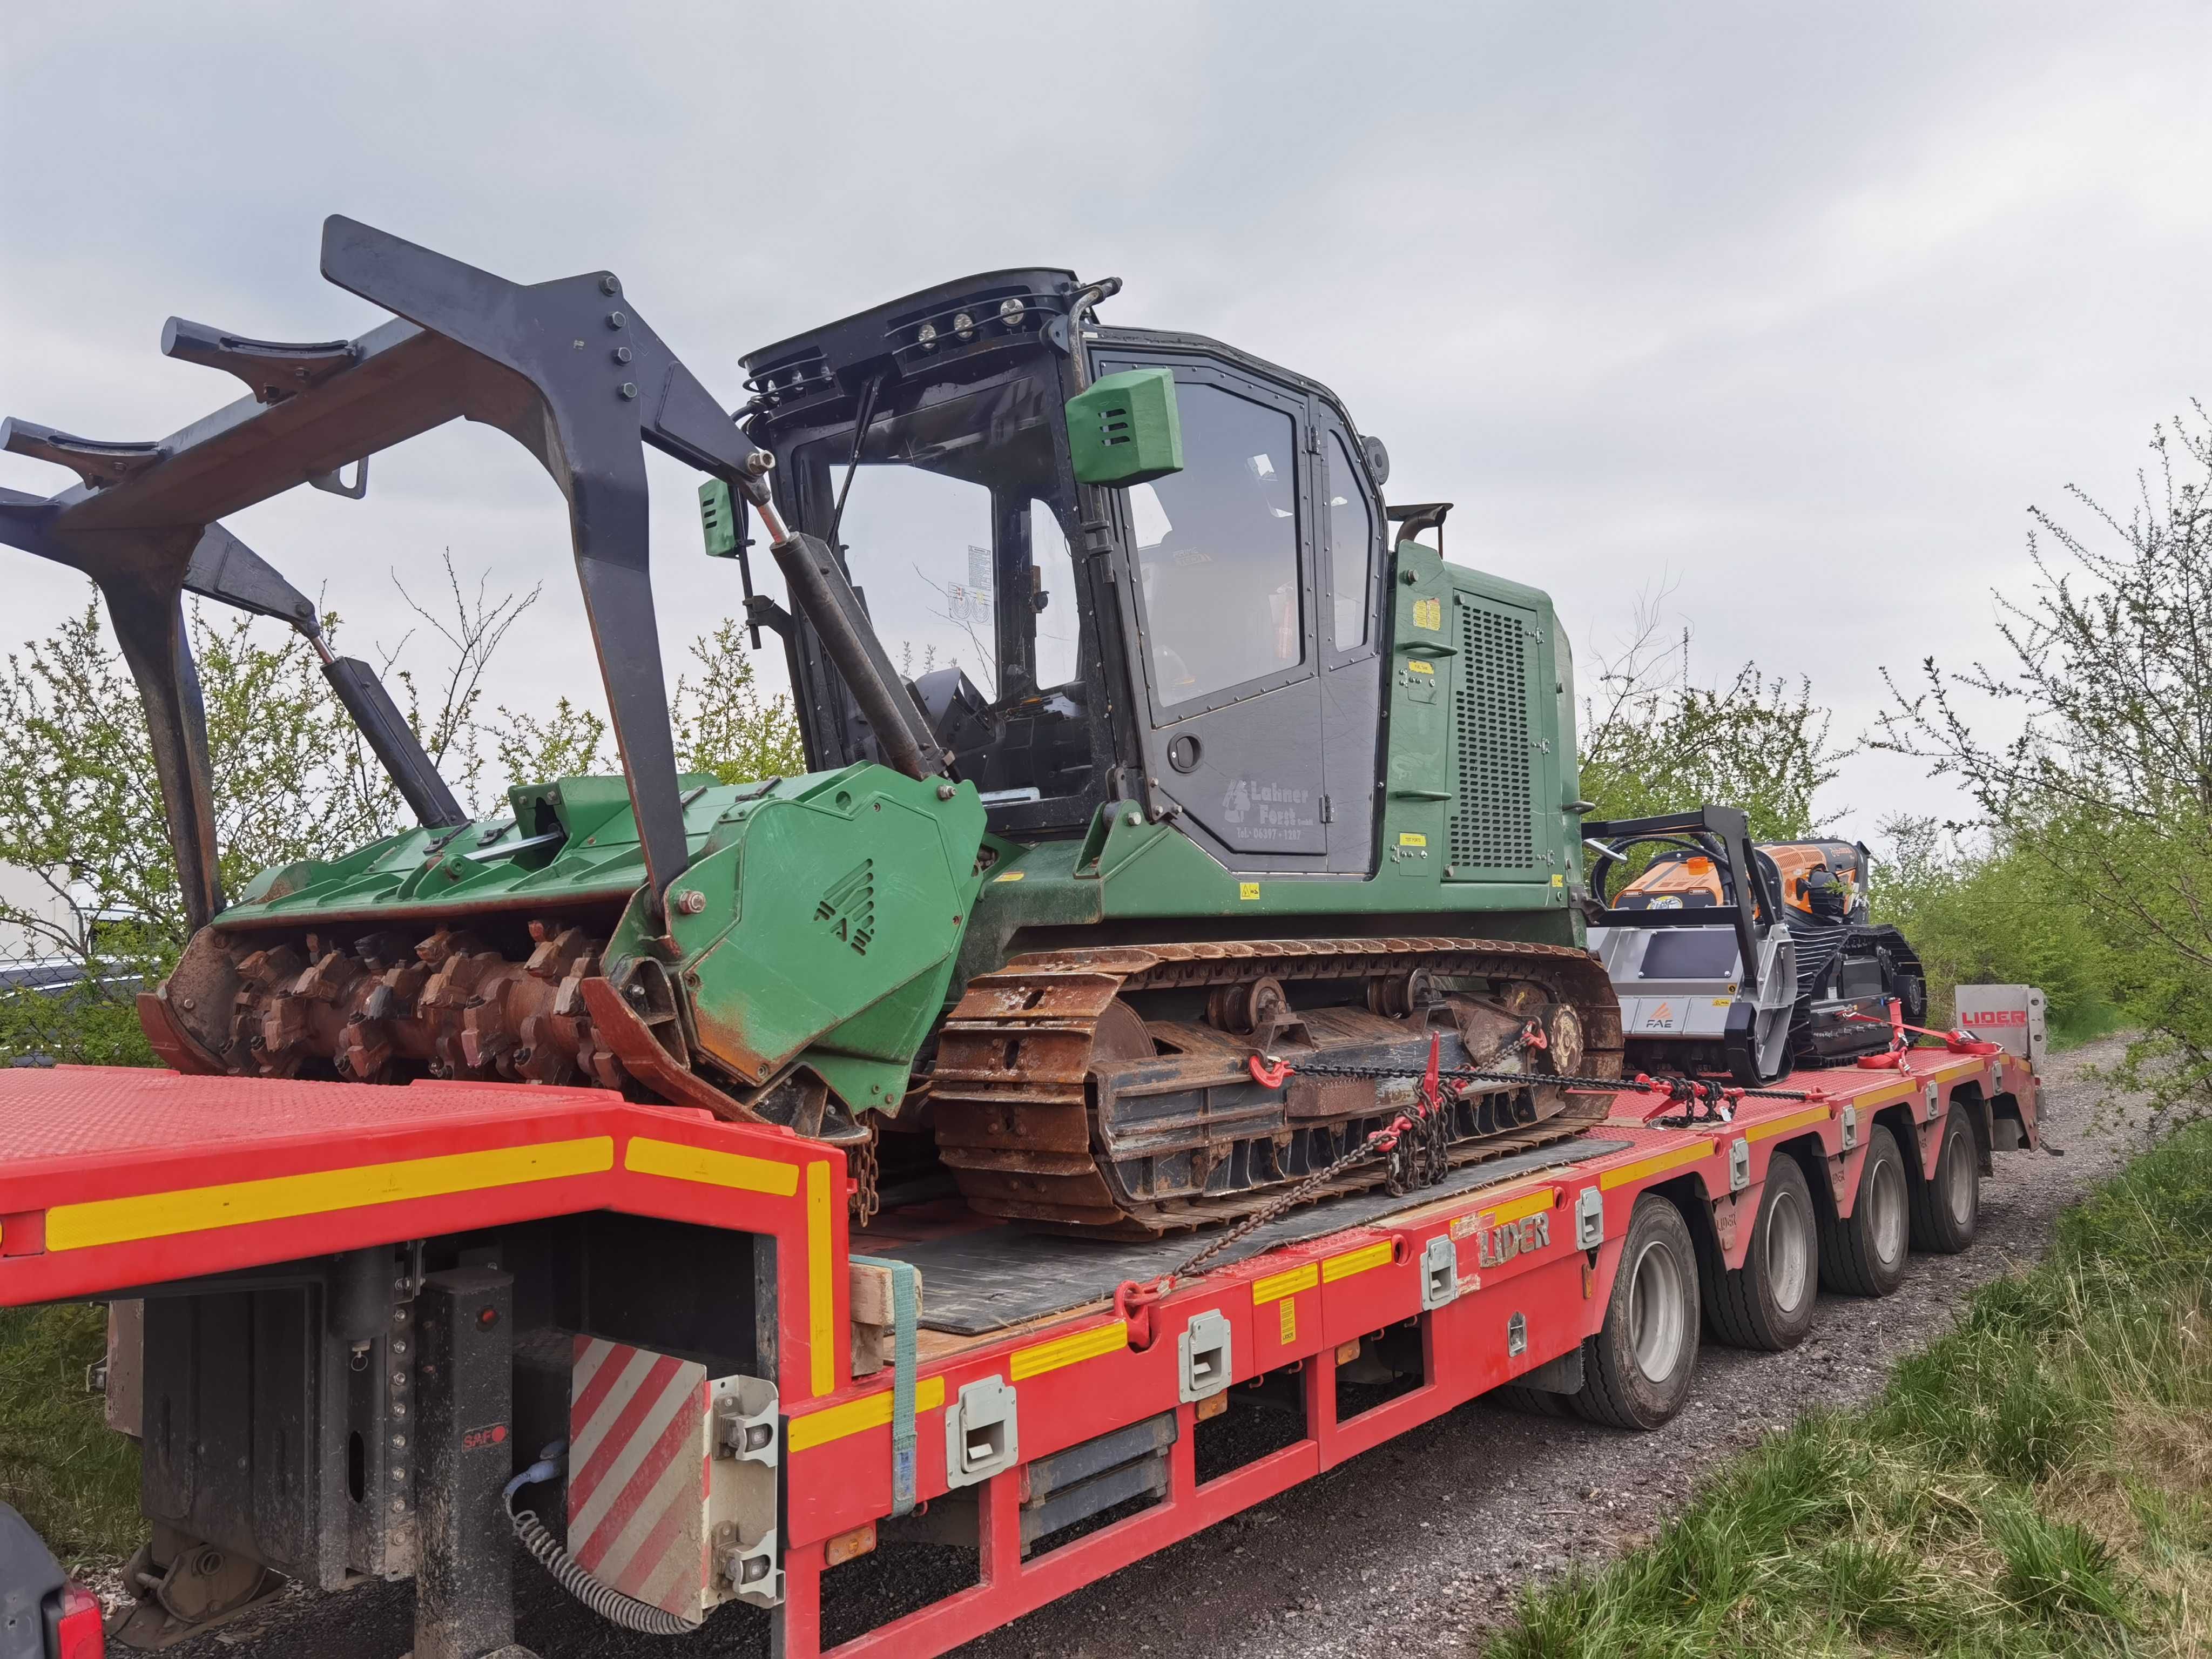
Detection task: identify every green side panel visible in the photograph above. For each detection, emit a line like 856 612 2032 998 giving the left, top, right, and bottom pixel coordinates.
222 770 734 925
1067 367 1184 486
620 765 986 1112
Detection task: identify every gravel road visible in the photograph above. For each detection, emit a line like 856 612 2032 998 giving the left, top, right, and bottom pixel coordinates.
177 1035 2148 1659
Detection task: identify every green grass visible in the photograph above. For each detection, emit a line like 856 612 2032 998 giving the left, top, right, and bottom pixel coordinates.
2049 1000 2129 1052
0 1304 143 1568
1483 1118 2212 1658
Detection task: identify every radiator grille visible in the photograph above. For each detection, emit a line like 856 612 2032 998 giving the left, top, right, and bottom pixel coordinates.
1449 599 1535 870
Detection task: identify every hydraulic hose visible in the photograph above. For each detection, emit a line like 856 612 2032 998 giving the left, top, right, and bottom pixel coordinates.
504 1442 703 1636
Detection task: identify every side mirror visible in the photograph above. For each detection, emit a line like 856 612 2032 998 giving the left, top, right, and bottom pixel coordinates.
1067 368 1183 486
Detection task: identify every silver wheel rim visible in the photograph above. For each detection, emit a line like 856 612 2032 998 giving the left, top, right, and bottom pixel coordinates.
1765 1185 1812 1313
1628 1236 1688 1381
1944 1132 1975 1226
1868 1152 1907 1263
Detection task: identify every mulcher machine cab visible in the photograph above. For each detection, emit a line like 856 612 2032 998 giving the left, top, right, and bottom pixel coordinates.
1583 807 1927 1084
0 220 1621 1236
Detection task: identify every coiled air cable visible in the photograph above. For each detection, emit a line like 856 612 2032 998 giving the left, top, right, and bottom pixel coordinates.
504 1441 703 1636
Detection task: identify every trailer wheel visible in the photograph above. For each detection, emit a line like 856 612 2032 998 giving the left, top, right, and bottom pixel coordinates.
1574 1195 1700 1430
1910 1110 1980 1254
1820 1124 1910 1296
1705 1152 1819 1351
1492 1384 1573 1417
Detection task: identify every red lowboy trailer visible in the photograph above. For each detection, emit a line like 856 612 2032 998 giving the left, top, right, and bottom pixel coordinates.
0 1036 2038 1658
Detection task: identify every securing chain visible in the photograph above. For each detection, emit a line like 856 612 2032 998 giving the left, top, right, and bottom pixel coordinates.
1113 1035 1826 1317
1144 1022 1544 1293
850 1125 881 1228
1109 1027 1826 1343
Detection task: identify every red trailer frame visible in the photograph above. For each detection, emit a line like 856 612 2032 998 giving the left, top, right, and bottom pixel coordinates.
0 1044 2038 1658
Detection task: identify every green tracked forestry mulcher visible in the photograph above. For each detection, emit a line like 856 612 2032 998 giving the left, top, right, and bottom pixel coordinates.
0 220 1620 1236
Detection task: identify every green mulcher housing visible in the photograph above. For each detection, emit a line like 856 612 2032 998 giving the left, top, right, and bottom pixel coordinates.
6 226 1618 1236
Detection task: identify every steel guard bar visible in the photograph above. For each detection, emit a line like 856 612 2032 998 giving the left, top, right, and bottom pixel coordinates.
0 215 772 923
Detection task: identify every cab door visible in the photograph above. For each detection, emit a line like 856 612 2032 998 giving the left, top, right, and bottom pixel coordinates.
1095 354 1326 864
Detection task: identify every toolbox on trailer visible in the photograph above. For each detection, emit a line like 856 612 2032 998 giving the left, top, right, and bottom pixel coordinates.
0 1037 2038 1658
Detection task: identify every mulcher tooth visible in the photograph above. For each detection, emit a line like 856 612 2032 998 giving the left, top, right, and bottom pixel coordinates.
159 318 358 404
0 419 165 489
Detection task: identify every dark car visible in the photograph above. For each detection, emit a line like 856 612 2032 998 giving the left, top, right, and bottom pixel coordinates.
0 1506 101 1659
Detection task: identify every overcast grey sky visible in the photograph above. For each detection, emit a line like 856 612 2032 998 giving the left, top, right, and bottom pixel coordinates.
6 2 2209 843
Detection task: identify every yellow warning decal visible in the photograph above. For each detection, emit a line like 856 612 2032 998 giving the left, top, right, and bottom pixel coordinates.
47 1137 615 1253
1279 1299 1297 1343
1551 874 1566 887
1238 881 1261 901
788 1375 948 1452
1011 1320 1128 1380
1412 596 1442 631
1599 1140 1716 1191
1398 832 1428 848
993 869 1026 882
626 1137 800 1196
807 1162 835 1398
1489 1188 1554 1226
1252 1262 1319 1304
1323 1240 1394 1282
1746 1105 1835 1143
1407 660 1434 675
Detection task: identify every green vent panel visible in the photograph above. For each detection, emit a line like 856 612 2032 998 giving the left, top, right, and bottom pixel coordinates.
1449 597 1537 871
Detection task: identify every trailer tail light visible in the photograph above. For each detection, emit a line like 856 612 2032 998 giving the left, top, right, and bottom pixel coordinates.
53 1580 105 1658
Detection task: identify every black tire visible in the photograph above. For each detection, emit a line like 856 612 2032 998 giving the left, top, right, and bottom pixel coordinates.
1820 1124 1911 1297
1573 1195 1701 1430
1910 1109 1980 1254
1706 1152 1820 1351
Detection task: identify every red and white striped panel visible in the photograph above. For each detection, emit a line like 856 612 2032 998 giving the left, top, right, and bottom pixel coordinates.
568 1336 714 1620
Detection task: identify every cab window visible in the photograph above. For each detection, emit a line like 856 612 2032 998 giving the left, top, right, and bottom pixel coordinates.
1130 382 1302 706
1324 429 1374 651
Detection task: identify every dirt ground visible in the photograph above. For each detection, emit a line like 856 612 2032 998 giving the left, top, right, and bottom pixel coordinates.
176 1035 2150 1659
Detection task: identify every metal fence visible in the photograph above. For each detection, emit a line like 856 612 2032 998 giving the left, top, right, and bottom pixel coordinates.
0 944 157 1068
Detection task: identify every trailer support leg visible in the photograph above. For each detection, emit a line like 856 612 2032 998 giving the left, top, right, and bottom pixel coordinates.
414 1269 535 1659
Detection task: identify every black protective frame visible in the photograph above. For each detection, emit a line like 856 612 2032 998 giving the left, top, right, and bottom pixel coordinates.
0 216 772 931
745 276 1130 843
1582 805 1784 1000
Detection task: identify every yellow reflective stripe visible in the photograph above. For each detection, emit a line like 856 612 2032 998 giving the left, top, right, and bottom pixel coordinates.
1489 1189 1553 1226
1010 1321 1128 1381
788 1375 947 1452
807 1163 834 1399
625 1136 799 1196
1599 1140 1716 1191
1746 1105 1833 1143
1252 1262 1318 1304
46 1137 613 1253
1323 1240 1395 1283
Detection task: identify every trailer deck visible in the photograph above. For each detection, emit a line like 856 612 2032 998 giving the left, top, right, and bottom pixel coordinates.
0 1044 2039 1658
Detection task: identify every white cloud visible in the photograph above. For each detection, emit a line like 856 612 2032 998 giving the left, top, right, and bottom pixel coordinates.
5 0 2210 852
